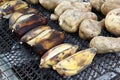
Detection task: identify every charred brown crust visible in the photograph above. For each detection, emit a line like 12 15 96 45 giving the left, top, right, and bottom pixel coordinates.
13 13 46 37
0 0 28 18
21 26 51 42
33 30 64 55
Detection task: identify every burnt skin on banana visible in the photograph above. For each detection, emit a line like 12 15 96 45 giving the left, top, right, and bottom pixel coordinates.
10 13 46 37
0 0 28 18
40 43 78 68
53 48 96 76
32 29 64 55
9 8 38 28
21 26 51 43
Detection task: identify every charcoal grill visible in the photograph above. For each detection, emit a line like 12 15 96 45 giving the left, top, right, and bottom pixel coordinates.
0 1 120 80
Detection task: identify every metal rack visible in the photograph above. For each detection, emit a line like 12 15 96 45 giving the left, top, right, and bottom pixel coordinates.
0 1 120 80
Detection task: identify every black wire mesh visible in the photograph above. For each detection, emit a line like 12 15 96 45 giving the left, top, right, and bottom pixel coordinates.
0 1 120 80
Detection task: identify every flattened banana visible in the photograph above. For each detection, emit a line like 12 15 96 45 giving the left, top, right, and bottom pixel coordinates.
0 0 28 18
32 29 64 55
0 0 12 6
10 13 46 37
40 43 78 68
21 26 51 42
9 8 38 28
53 48 96 76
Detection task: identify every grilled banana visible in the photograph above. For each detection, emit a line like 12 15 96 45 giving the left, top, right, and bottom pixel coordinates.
0 0 12 6
9 8 38 28
53 48 96 76
32 29 64 55
21 26 51 42
0 0 28 19
10 13 46 37
40 43 78 68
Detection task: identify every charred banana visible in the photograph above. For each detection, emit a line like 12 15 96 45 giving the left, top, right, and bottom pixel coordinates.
0 0 28 19
32 29 64 55
21 26 51 43
21 27 64 55
9 8 38 28
9 13 46 37
0 0 12 6
53 48 96 76
40 43 78 68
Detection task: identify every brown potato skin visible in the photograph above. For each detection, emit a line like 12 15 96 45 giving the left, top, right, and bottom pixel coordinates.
101 0 120 15
33 30 64 55
27 0 39 4
105 8 120 36
79 19 104 40
90 0 106 11
59 9 97 33
89 36 120 54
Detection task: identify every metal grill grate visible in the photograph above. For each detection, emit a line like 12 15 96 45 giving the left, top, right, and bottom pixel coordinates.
0 1 120 80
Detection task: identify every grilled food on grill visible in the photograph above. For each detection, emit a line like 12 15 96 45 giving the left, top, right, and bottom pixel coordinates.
89 36 120 54
9 8 38 28
51 1 91 20
53 48 96 76
9 13 46 37
33 29 64 55
101 0 120 15
59 9 97 33
0 0 28 18
39 0 81 10
40 43 78 68
21 26 51 43
105 8 120 36
27 0 39 4
0 0 13 6
90 0 107 11
79 19 105 40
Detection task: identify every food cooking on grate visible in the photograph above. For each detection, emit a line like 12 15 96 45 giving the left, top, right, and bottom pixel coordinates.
40 43 78 68
89 36 120 54
9 13 46 37
0 0 13 6
21 26 64 55
21 26 51 43
33 29 64 55
50 1 91 20
0 0 28 19
39 0 82 10
105 8 120 36
90 0 107 11
53 48 96 76
9 8 38 28
26 0 39 4
79 19 105 40
59 9 97 33
101 0 120 15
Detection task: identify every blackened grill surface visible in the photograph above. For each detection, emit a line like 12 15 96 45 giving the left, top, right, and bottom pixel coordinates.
0 1 120 80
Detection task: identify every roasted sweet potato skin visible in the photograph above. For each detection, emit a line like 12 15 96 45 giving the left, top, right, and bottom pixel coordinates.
89 36 120 54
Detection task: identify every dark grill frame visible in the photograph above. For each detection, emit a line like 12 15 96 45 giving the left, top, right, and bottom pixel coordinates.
0 1 120 80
